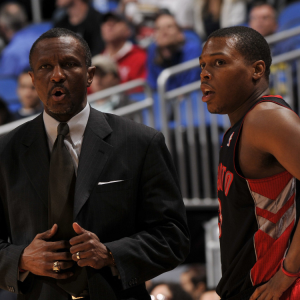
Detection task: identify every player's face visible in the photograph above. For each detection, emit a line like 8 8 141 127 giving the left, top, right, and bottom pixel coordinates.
29 36 95 122
200 37 254 115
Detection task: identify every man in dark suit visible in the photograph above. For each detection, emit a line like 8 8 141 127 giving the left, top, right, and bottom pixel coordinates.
0 28 190 300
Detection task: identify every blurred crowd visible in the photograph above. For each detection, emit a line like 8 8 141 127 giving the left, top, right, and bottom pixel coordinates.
0 0 299 127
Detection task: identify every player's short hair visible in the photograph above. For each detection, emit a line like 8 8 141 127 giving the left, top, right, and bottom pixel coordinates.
207 26 272 78
29 28 92 70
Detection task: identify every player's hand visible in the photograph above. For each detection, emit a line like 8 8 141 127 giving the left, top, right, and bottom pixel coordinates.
19 224 75 279
250 269 296 300
70 223 114 269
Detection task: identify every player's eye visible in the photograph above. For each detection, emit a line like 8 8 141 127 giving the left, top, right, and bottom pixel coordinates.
200 63 205 69
40 64 50 69
216 60 225 66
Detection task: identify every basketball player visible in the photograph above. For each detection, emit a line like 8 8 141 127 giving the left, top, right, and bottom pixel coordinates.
199 26 300 300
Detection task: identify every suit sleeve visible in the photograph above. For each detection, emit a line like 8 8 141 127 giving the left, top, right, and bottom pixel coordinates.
105 131 190 290
0 195 28 294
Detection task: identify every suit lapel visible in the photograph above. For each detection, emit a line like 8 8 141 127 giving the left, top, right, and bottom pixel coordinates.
74 108 113 219
20 114 50 208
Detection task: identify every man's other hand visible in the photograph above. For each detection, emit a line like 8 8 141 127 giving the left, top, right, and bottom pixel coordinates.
70 222 114 269
250 269 296 300
19 224 75 279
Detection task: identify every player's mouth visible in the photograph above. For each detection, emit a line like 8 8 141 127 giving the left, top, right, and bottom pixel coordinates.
51 87 67 102
201 84 215 102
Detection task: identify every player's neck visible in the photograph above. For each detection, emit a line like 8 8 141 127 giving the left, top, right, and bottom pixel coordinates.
228 86 270 126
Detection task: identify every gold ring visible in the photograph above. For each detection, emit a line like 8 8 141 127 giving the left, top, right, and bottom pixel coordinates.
53 261 61 273
76 252 81 260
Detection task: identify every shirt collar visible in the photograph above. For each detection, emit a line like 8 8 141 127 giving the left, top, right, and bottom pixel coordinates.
43 103 90 147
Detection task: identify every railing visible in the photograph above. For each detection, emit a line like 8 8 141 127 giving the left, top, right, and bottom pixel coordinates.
0 79 154 136
265 26 300 45
157 48 300 207
89 79 155 127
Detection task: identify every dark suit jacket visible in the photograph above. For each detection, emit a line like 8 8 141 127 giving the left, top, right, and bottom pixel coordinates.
0 108 190 300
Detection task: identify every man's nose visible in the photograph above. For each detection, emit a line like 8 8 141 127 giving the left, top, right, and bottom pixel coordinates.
51 65 66 83
200 68 212 80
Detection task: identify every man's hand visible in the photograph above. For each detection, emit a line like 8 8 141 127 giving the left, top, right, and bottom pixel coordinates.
19 224 75 279
250 269 296 300
70 223 114 269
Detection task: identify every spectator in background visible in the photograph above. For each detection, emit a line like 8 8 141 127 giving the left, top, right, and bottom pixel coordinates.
150 283 193 300
193 0 247 40
118 0 194 29
180 265 207 300
100 12 147 83
54 0 105 56
249 3 277 37
0 2 27 46
147 12 201 91
0 2 51 77
89 55 131 111
0 2 27 76
13 70 42 120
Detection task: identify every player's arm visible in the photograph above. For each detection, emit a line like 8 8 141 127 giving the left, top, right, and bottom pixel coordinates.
247 106 300 299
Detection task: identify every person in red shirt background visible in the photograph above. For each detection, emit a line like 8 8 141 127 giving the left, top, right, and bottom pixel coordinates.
95 12 147 84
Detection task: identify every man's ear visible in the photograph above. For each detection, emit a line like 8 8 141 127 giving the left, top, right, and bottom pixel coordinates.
28 71 35 86
87 66 96 87
252 60 266 81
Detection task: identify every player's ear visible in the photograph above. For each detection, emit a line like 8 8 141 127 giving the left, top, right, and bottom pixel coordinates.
252 60 265 81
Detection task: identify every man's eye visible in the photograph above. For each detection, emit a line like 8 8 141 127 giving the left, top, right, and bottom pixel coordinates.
216 60 225 66
200 63 205 69
41 65 49 69
66 62 75 67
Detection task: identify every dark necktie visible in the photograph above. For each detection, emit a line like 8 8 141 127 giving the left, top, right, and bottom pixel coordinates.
48 123 87 297
48 122 76 240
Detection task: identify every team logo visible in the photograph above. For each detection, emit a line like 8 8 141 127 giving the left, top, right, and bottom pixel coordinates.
227 132 234 147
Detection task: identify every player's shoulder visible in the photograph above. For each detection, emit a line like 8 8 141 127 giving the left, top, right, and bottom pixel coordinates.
245 97 298 130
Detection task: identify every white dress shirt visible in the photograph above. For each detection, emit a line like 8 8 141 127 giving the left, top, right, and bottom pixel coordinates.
43 103 90 173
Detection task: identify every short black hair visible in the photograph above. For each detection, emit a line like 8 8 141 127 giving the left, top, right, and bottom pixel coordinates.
207 26 272 78
29 28 92 70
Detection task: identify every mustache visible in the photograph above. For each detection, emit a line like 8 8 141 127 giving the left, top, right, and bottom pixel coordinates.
201 82 214 88
48 84 70 97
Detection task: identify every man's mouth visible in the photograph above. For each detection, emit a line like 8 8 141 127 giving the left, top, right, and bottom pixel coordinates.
202 88 215 102
54 91 63 96
204 90 214 96
51 87 67 102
